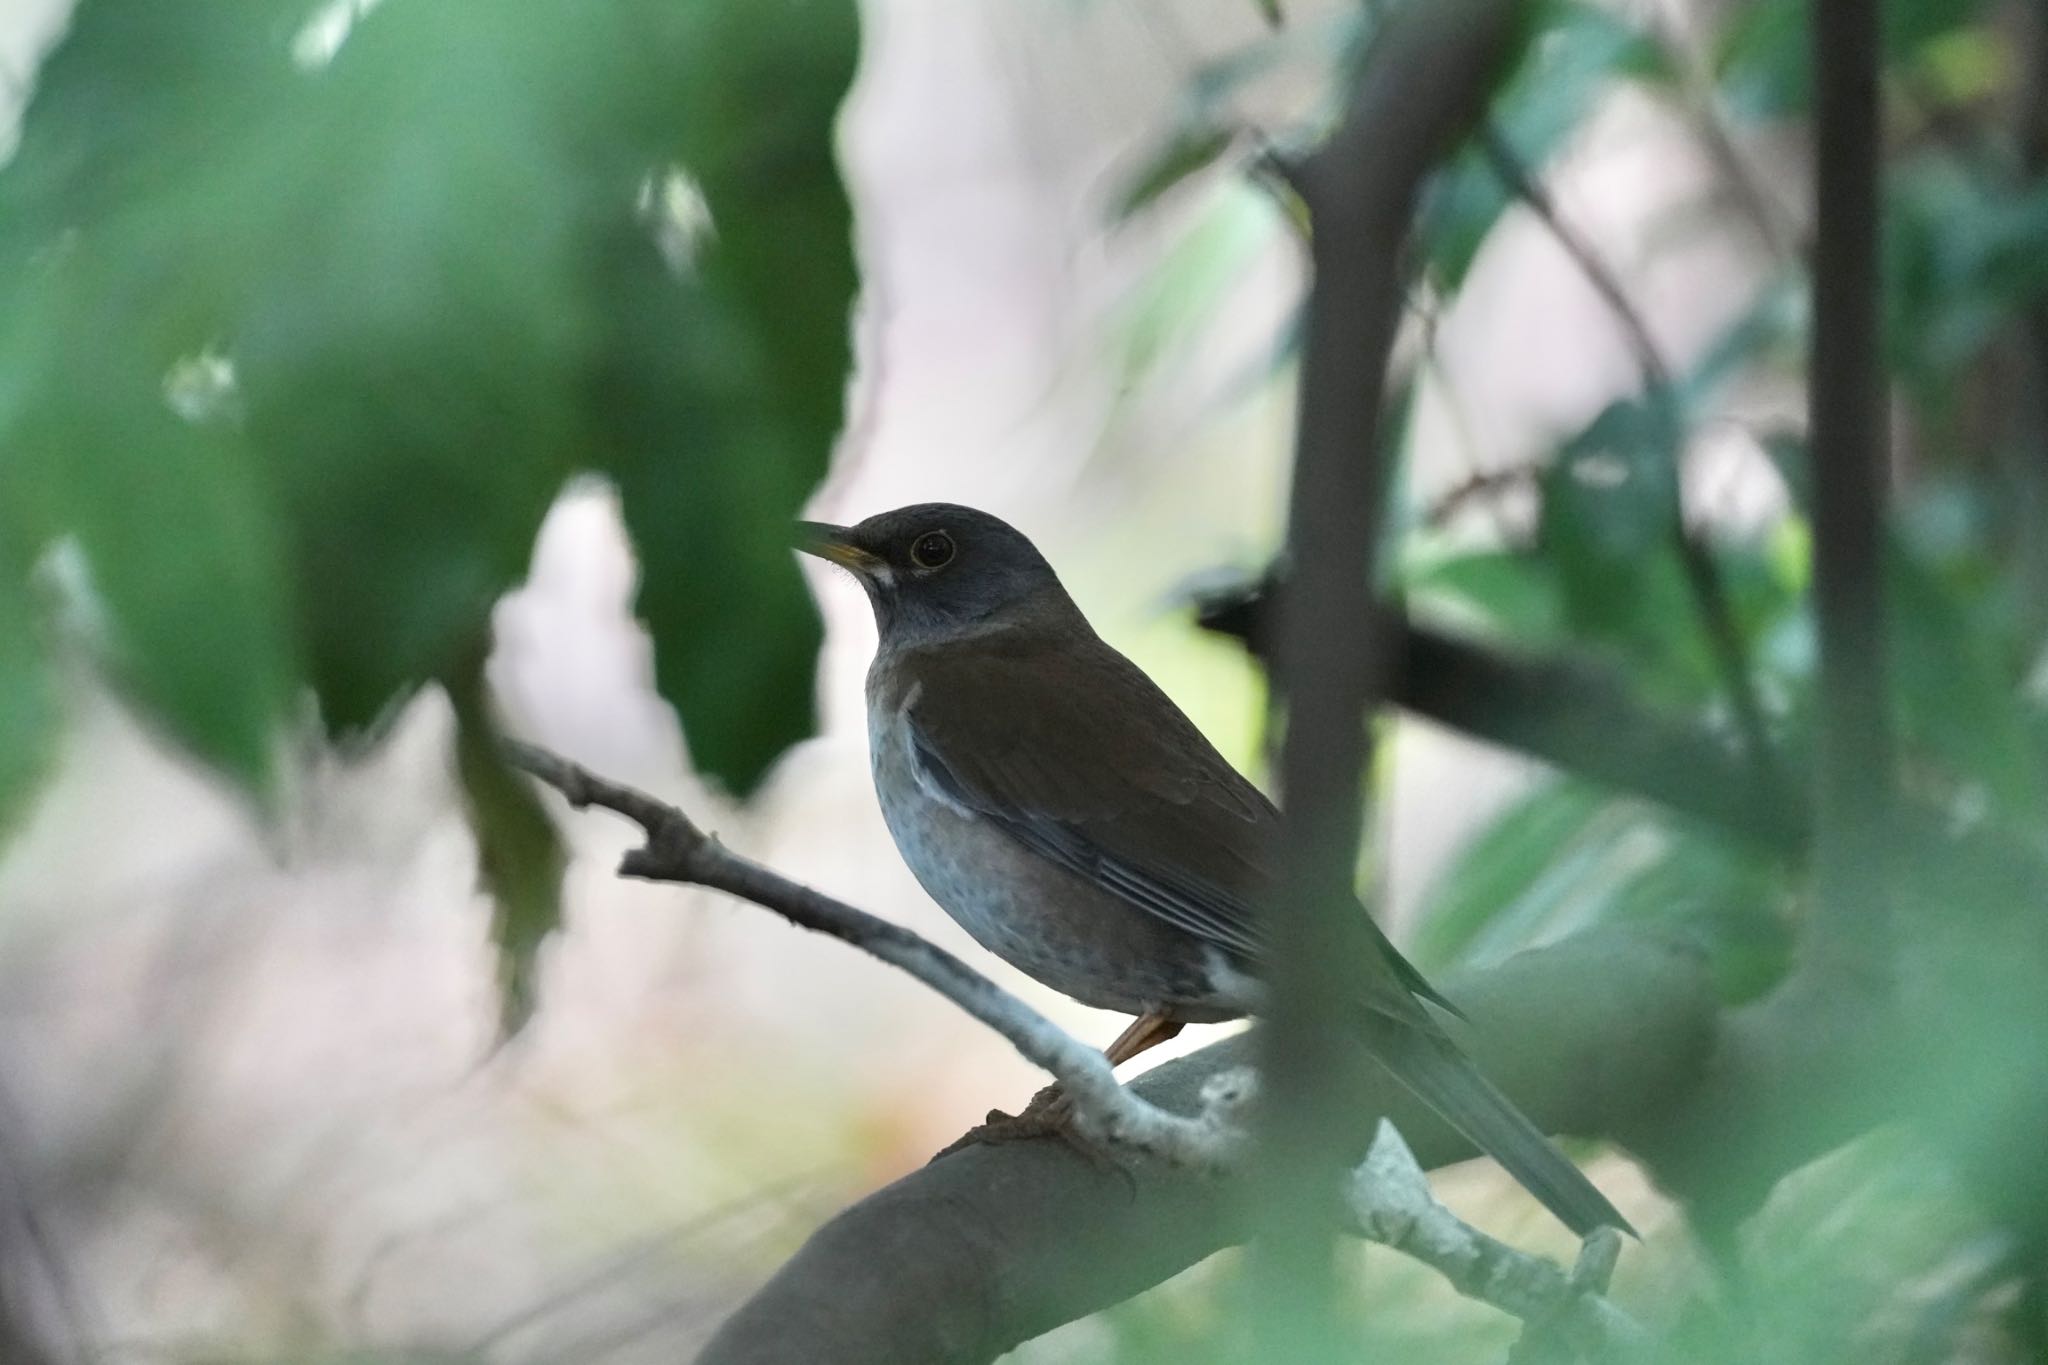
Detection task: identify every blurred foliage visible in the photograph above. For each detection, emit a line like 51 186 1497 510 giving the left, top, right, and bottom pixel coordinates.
0 0 855 793
1713 0 1986 122
0 561 55 833
4 0 2048 1357
0 0 857 1015
448 647 566 1036
1391 0 2047 977
1131 0 2048 1356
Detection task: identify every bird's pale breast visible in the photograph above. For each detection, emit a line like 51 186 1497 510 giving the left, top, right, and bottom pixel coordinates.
865 655 1243 1021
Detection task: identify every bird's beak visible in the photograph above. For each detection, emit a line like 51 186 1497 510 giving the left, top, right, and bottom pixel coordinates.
795 521 885 576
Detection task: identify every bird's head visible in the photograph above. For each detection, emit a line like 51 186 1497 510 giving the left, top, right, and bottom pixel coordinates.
797 503 1074 643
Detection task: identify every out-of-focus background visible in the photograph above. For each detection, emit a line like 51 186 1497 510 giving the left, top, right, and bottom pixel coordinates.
2 0 2044 1360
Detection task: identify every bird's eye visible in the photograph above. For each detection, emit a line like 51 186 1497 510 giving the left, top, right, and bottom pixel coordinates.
910 530 955 569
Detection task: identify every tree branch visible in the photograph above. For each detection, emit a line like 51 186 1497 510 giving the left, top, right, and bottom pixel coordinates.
1806 0 1895 984
1193 583 1805 855
698 930 1719 1365
1345 1122 1648 1361
502 742 1247 1167
506 740 1706 1363
1256 2 1522 1348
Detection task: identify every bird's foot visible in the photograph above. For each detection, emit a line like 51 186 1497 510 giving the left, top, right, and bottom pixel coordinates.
929 1083 1105 1164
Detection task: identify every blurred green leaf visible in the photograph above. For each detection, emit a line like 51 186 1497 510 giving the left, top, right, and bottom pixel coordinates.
1542 400 1677 563
0 0 858 797
0 265 296 792
1735 1131 1985 1362
1916 24 2016 104
1111 184 1280 392
1885 158 2048 403
449 653 565 1038
1536 400 1700 686
233 3 607 731
1422 0 1670 287
1416 776 1792 999
1412 779 1615 966
1890 539 2048 818
1111 124 1236 222
1403 548 1567 647
1676 270 1808 413
594 0 858 793
1599 827 1791 1001
1715 0 1990 122
0 562 56 835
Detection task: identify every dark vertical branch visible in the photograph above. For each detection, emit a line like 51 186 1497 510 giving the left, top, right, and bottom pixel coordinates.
1256 0 1521 1354
1807 0 1893 980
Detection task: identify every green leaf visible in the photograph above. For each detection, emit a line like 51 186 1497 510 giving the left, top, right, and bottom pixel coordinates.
1536 400 1693 677
1599 828 1792 1001
0 564 57 837
1411 779 1616 966
0 263 296 792
1527 398 1796 704
449 654 565 1039
1676 269 1808 412
1889 539 2048 818
234 4 621 731
2 0 860 796
1714 0 1990 123
1402 548 1567 647
1542 400 1678 563
1110 123 1236 222
1415 776 1792 1000
1884 157 2048 403
595 0 859 794
1111 186 1279 385
67 414 295 791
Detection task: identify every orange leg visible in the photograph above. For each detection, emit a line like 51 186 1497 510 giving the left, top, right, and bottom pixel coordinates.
1102 1011 1185 1068
931 1012 1189 1161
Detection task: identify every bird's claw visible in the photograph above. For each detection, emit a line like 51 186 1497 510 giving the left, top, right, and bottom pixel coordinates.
928 1083 1119 1167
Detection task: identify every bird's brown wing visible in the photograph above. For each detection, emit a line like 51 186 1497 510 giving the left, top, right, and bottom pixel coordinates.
900 635 1274 963
901 636 1627 1235
897 634 1456 1016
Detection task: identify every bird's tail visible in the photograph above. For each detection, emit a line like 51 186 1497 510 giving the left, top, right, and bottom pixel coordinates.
1366 1017 1634 1239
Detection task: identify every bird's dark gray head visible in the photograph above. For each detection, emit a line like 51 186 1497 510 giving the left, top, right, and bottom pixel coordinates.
797 503 1076 644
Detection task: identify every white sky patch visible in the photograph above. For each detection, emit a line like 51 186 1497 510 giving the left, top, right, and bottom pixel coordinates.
291 0 384 71
36 535 110 650
637 166 716 277
163 349 239 424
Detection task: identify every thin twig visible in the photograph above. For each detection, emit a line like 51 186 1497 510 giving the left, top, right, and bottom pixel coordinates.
1424 459 1545 528
0 1086 92 1365
1646 0 1801 263
1478 127 1675 398
512 741 1654 1356
1479 127 1781 789
1347 1123 1648 1363
502 741 1248 1167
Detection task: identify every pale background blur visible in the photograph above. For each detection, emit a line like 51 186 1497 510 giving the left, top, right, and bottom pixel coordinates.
0 1 1792 1358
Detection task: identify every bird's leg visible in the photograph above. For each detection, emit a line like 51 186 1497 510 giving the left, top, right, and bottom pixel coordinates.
931 1013 1184 1162
1102 1011 1185 1068
1017 1011 1185 1122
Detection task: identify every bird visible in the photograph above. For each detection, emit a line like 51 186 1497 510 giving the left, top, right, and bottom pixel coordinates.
798 502 1630 1237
